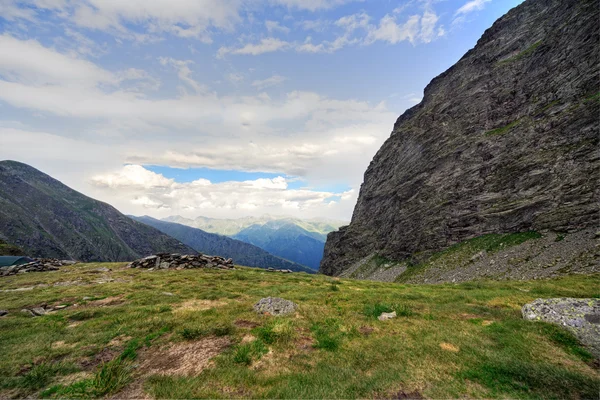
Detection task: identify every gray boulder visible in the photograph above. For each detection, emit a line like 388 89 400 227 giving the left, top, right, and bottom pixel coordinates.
522 298 599 358
253 297 297 316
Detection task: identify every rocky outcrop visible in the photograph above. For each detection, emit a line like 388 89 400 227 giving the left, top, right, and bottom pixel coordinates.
0 258 76 276
321 0 600 276
128 253 235 270
523 298 599 358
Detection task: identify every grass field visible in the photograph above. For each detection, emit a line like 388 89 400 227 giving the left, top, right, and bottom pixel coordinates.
0 263 598 399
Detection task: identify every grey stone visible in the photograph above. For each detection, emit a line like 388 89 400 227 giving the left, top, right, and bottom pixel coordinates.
20 309 34 316
0 310 7 317
162 292 174 296
53 305 68 310
378 311 397 321
253 297 297 316
31 307 46 316
320 0 599 278
522 298 600 358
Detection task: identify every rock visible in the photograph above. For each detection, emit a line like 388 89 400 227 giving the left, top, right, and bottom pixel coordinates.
320 0 599 277
128 253 235 271
162 292 174 296
0 310 7 317
53 305 68 310
522 298 600 358
30 307 46 316
0 258 73 277
82 297 93 300
378 311 397 321
253 297 297 316
20 309 34 316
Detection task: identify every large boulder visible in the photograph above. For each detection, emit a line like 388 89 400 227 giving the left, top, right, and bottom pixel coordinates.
522 298 599 358
253 297 297 316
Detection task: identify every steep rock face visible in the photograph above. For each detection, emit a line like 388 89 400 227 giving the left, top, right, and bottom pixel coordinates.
0 161 195 261
321 0 599 276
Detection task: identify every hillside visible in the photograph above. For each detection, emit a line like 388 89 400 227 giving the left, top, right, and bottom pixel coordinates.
233 221 325 270
132 216 315 273
0 264 597 399
322 0 599 277
0 161 194 261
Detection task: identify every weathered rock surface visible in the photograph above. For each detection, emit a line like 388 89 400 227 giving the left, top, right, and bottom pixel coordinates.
522 298 599 358
253 297 297 316
321 0 600 277
0 258 76 277
128 253 234 270
378 311 397 321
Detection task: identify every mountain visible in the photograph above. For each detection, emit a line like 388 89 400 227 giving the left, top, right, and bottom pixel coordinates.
164 215 346 270
233 221 326 270
163 215 346 237
131 216 316 273
321 0 599 276
0 161 195 261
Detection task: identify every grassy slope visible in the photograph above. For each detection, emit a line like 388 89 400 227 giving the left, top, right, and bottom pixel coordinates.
0 264 598 399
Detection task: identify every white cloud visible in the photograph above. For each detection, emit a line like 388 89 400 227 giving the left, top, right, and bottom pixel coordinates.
0 34 116 87
158 57 206 93
265 20 290 34
217 38 291 58
0 0 37 22
455 0 492 15
89 165 355 218
251 75 287 90
270 0 361 12
365 8 442 45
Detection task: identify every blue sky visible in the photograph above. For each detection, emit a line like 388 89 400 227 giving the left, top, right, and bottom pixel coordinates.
0 0 523 220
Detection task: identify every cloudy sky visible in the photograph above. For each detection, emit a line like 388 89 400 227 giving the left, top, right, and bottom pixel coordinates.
0 0 523 221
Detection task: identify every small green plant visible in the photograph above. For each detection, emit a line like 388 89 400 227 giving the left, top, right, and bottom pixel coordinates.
255 319 296 345
233 339 268 365
330 283 340 291
484 119 521 136
311 319 343 351
554 234 565 242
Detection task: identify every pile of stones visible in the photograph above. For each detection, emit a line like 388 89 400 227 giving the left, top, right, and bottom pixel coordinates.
0 259 76 277
128 253 235 270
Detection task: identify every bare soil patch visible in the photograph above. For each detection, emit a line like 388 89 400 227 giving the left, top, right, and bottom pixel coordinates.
137 337 231 377
80 347 121 370
234 319 260 328
439 342 460 353
86 296 124 307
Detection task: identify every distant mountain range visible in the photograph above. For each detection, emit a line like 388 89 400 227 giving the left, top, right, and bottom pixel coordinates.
0 161 194 261
163 215 347 270
131 216 315 273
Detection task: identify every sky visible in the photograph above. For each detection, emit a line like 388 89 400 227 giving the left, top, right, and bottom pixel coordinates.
0 0 524 221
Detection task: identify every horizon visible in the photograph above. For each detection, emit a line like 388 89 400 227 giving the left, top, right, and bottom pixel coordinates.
0 0 523 220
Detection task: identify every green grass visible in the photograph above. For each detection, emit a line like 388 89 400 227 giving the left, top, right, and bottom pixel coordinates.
0 261 597 399
497 41 542 65
484 119 521 136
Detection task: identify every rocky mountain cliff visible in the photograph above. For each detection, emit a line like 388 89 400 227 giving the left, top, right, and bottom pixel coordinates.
0 161 195 261
321 0 599 276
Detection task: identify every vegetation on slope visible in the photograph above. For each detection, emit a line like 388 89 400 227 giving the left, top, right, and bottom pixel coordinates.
0 239 25 256
0 263 597 399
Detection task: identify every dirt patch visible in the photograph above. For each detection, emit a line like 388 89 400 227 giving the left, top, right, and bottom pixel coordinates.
296 336 315 352
439 342 460 353
138 337 230 377
51 341 76 350
241 335 256 344
174 299 227 313
387 390 425 399
108 335 132 347
67 321 82 329
86 296 124 307
80 347 121 370
359 326 375 336
234 319 260 328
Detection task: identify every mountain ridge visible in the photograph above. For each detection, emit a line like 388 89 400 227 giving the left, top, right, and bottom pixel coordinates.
0 160 195 261
321 0 599 277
